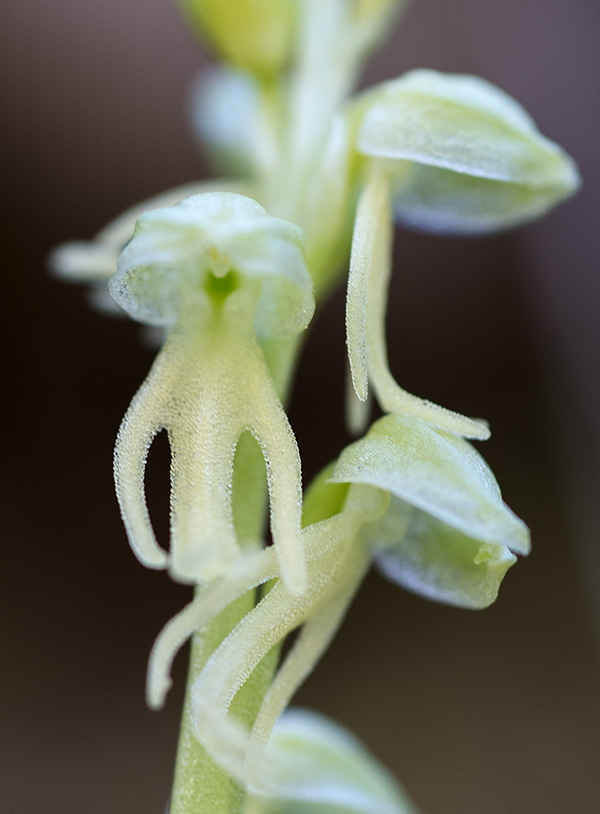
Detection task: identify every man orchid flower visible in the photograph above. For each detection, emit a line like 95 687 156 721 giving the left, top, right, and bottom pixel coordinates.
345 69 580 438
111 192 314 592
144 409 529 790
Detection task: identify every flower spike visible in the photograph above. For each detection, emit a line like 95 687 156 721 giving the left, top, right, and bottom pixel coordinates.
111 193 315 593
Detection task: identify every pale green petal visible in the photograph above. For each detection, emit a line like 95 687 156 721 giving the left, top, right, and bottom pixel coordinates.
330 414 530 608
388 160 578 235
359 69 577 184
346 167 388 402
331 413 529 554
245 708 418 814
356 69 580 234
373 502 518 608
111 192 315 337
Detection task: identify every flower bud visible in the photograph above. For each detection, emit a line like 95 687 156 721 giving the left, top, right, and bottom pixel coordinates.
247 708 417 813
178 0 295 74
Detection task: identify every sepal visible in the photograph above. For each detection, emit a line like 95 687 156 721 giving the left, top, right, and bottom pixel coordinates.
47 179 251 304
111 192 314 338
330 414 530 608
356 69 580 234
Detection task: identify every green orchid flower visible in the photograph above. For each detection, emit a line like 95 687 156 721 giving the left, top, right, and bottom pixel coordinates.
146 409 527 792
345 69 580 438
331 412 530 609
111 192 314 593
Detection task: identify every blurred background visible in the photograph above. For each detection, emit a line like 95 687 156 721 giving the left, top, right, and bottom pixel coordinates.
2 1 599 812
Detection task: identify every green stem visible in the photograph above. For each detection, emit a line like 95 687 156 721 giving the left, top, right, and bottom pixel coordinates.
170 590 279 813
169 597 255 814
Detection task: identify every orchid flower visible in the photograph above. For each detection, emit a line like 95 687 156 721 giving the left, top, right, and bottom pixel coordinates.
331 413 530 609
111 192 314 592
146 410 528 792
345 69 580 438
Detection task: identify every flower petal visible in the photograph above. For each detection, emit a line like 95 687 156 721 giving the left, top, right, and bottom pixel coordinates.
388 162 578 235
245 708 418 813
332 413 529 554
48 179 250 283
373 503 518 608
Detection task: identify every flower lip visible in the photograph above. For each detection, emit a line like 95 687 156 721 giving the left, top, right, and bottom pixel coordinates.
110 192 315 337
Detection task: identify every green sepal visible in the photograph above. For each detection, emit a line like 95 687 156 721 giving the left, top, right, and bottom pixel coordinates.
353 69 580 234
111 192 314 338
330 414 530 608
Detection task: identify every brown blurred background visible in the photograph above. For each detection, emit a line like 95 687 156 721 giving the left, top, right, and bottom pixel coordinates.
2 1 600 812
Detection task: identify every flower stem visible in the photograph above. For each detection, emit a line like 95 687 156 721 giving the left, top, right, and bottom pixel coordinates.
169 592 277 814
